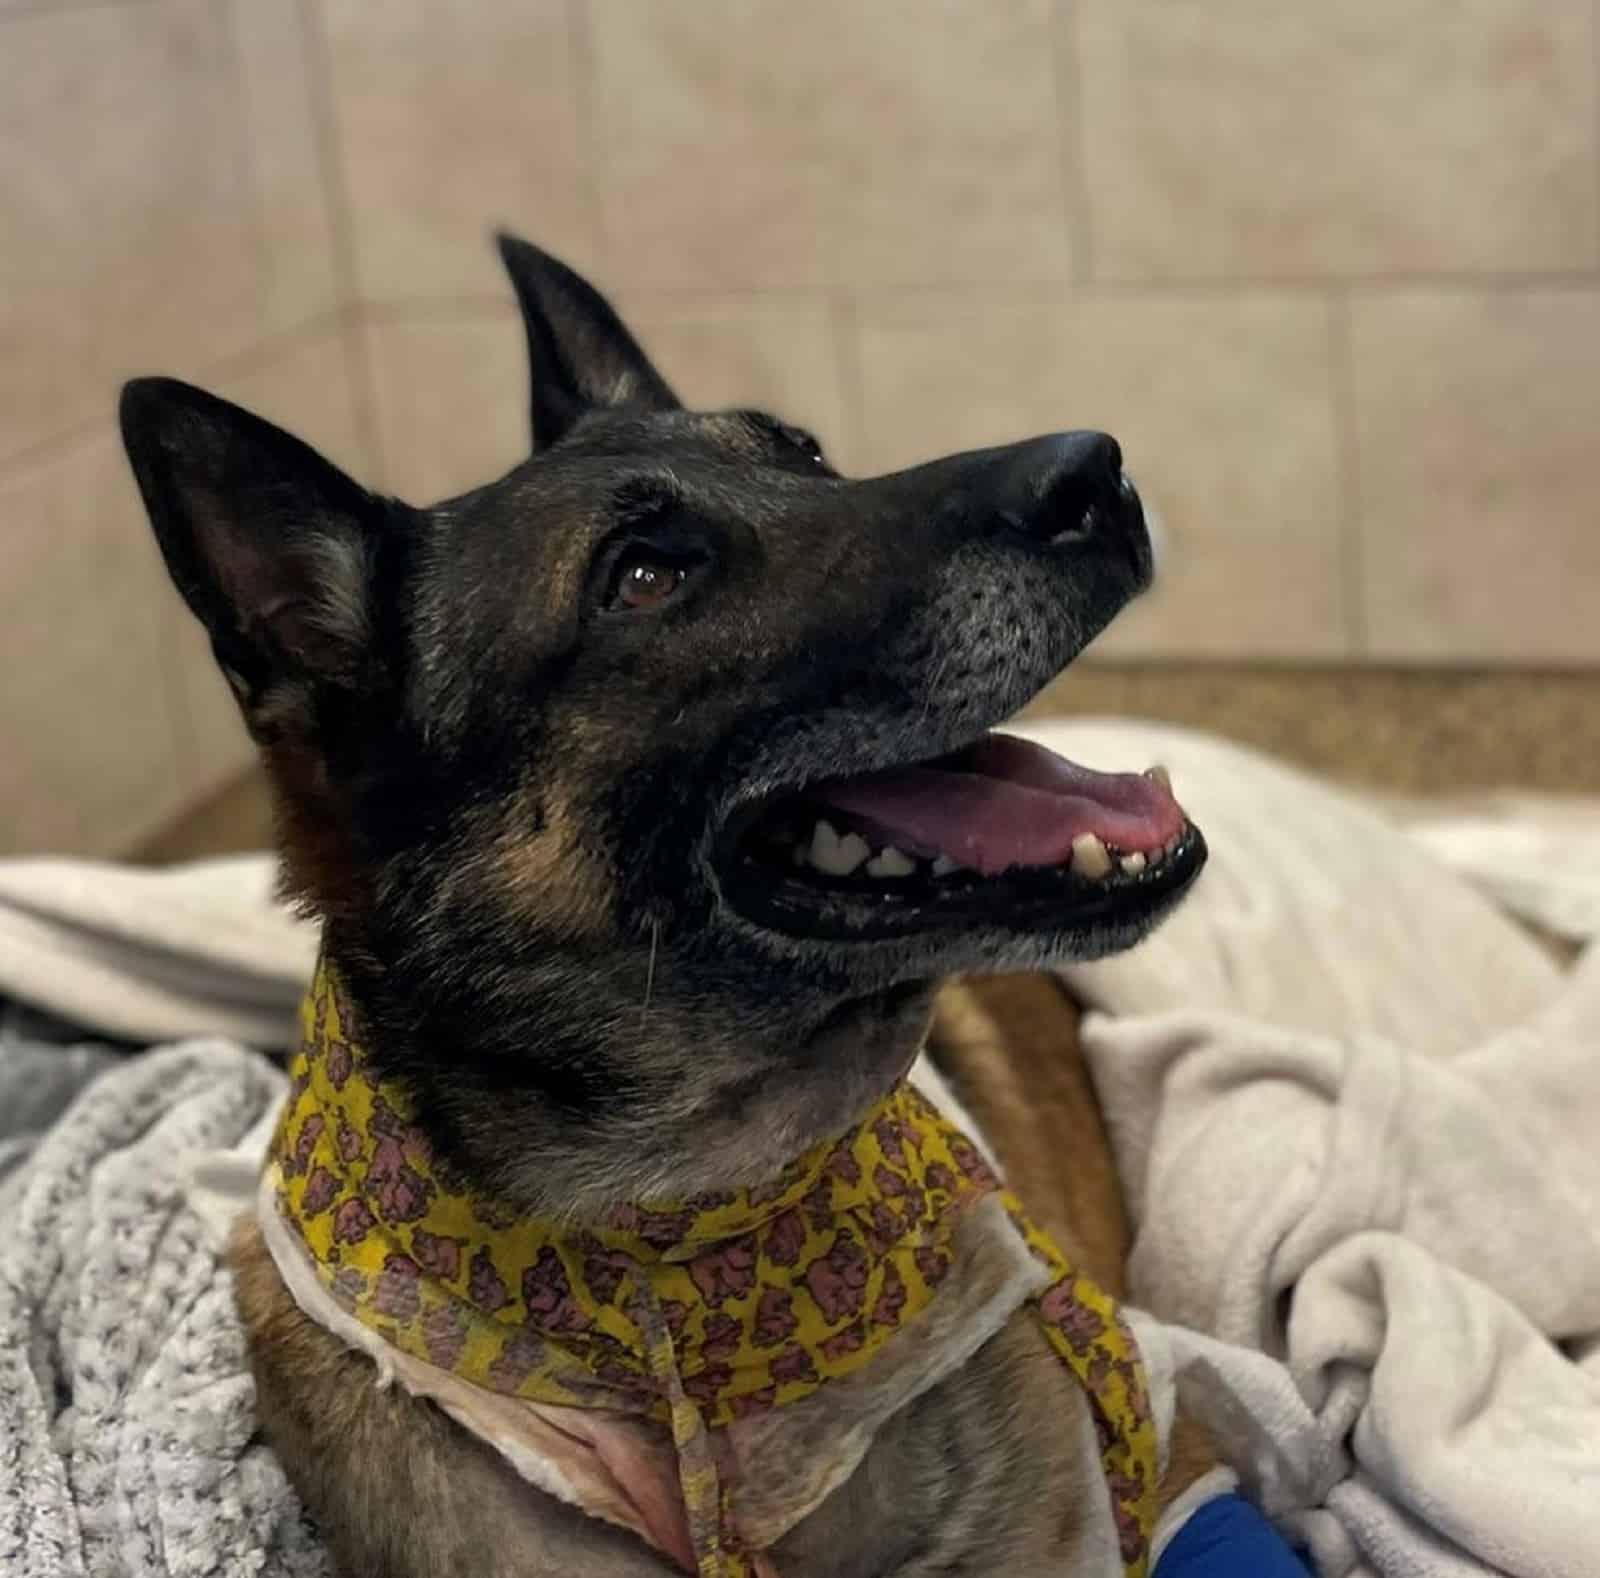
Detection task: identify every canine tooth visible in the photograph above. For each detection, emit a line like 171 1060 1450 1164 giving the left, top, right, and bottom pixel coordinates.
1119 851 1147 876
1070 832 1113 880
808 821 869 876
809 820 841 865
1144 764 1173 793
866 845 916 878
931 854 960 877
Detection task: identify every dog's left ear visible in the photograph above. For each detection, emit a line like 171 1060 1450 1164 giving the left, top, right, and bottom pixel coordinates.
496 231 679 449
119 377 388 733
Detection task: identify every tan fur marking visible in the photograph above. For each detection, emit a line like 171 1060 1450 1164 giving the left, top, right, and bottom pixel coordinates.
486 787 613 940
259 739 369 923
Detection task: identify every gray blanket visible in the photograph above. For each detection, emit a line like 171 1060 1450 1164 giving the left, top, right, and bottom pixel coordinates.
0 1008 115 1184
0 854 324 1575
0 1037 325 1578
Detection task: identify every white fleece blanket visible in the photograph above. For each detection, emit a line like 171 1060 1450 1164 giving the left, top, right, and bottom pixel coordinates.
1040 721 1600 1578
2 721 1598 1577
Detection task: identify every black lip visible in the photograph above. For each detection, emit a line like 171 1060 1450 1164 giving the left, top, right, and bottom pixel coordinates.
721 821 1207 945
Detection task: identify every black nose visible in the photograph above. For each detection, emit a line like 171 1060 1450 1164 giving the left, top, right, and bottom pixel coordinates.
991 431 1150 583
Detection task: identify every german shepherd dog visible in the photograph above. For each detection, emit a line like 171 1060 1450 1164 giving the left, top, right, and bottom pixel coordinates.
120 236 1206 1577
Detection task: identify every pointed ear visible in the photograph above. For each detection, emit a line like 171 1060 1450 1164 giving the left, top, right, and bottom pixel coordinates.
495 232 678 448
119 377 385 726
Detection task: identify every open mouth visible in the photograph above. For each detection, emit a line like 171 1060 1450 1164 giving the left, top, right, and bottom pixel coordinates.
721 730 1205 943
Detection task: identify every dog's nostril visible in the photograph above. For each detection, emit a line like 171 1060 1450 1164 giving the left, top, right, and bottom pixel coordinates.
1041 466 1134 549
992 431 1132 548
1057 486 1112 545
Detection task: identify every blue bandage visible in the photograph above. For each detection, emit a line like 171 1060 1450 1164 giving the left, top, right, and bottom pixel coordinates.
1153 1492 1312 1577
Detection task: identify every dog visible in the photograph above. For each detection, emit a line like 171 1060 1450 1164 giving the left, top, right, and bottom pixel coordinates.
121 234 1207 1578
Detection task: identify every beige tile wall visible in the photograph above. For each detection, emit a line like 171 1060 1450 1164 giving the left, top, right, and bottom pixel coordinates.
0 0 369 856
2 0 1598 854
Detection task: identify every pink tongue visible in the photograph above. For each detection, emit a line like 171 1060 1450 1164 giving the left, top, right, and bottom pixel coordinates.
814 732 1185 876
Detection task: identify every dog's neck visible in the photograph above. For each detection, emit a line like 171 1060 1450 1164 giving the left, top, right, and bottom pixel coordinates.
314 921 941 1221
270 955 1003 1403
267 955 1160 1577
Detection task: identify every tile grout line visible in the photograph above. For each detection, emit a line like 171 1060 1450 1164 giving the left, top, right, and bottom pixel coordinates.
5 253 1593 486
1593 0 1600 270
1326 287 1369 657
1052 0 1095 287
153 0 338 829
0 311 349 484
208 308 349 386
294 0 388 491
837 269 1600 297
567 0 609 276
216 0 280 354
828 291 868 473
134 297 200 824
338 302 385 488
321 269 1600 322
153 620 201 826
0 0 157 24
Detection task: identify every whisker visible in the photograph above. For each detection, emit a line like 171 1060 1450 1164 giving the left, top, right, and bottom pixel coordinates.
640 920 660 1027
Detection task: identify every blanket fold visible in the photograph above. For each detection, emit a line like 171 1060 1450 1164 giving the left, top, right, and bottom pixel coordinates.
1043 721 1600 1578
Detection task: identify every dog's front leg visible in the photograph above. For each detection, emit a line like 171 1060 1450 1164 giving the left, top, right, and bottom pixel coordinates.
231 1218 678 1578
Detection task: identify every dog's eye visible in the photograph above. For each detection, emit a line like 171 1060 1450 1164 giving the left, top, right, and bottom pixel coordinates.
779 425 825 465
609 551 686 612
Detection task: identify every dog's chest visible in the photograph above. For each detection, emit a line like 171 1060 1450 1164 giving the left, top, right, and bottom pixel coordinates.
267 1178 1121 1573
770 1313 1113 1578
714 1191 1054 1551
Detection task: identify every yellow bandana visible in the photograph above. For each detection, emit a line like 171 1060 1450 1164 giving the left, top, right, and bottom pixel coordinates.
270 959 1158 1577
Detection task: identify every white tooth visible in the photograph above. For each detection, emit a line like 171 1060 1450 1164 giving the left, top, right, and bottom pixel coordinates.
810 819 841 861
808 821 869 876
1119 851 1147 876
931 854 960 877
866 845 917 878
1144 764 1173 793
1070 832 1113 880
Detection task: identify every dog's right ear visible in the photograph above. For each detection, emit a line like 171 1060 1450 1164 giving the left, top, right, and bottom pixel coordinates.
496 232 679 449
119 377 386 732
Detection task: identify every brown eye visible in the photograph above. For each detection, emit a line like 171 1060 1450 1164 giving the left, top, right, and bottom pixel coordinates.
785 426 824 464
611 553 686 611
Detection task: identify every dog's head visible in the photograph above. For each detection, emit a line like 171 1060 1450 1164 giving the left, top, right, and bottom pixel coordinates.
121 236 1203 1213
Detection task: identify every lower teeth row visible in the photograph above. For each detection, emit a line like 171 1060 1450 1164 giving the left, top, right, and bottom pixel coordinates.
792 819 1181 884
